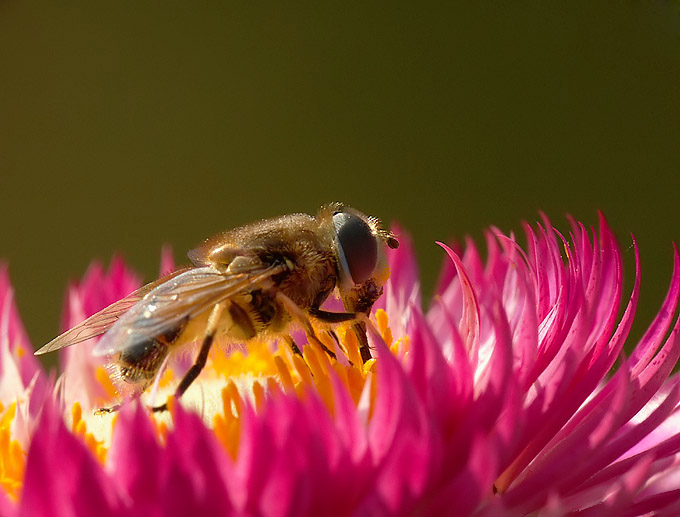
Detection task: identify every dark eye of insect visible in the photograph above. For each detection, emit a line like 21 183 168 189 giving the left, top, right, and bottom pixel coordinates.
333 212 378 284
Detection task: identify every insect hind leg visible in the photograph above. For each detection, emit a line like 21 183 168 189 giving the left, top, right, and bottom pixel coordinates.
151 302 224 413
95 338 171 414
151 333 215 413
94 387 145 415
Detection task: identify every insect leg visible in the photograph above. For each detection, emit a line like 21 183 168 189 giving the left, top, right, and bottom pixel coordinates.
317 339 337 360
95 404 122 415
352 321 372 363
308 308 357 323
95 389 145 415
284 335 303 357
275 292 337 361
309 308 372 363
151 302 224 412
325 329 355 366
341 279 384 363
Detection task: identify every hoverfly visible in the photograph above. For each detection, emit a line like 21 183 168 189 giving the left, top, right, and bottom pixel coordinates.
35 203 399 412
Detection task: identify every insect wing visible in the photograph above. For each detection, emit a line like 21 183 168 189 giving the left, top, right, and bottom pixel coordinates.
92 264 284 357
33 268 192 355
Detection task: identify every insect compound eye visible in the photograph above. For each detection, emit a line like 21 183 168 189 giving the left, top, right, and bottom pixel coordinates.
333 211 378 284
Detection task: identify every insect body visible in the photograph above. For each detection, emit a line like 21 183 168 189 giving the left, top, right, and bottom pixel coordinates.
35 203 399 411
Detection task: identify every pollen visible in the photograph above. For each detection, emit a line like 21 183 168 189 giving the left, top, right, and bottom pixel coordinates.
148 396 176 445
213 383 243 460
375 309 393 346
0 402 25 502
252 380 266 411
71 402 108 464
210 342 279 379
274 355 296 395
342 327 363 366
95 366 119 399
152 417 171 446
304 346 334 414
158 367 175 388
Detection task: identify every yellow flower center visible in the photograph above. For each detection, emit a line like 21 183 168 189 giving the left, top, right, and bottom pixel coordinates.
0 402 25 502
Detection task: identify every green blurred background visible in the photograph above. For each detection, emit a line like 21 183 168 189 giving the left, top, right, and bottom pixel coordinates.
1 2 679 364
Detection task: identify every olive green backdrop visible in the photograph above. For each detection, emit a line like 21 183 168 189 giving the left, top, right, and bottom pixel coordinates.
1 2 679 365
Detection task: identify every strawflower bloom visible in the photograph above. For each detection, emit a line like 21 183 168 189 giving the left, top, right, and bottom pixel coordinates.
1 215 680 515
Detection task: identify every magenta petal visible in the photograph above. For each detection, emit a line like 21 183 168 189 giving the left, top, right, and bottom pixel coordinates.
596 454 654 513
255 399 317 516
7 212 680 515
236 402 282 512
565 379 680 497
161 406 234 516
435 243 480 359
20 404 119 517
379 225 421 336
234 388 370 516
0 487 16 517
406 307 469 438
425 432 497 515
629 244 680 374
367 327 435 513
108 404 164 512
624 489 680 516
59 257 143 408
61 258 140 331
0 266 31 353
0 265 42 385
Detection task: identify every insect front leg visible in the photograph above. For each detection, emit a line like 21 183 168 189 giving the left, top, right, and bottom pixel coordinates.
151 302 224 413
354 321 373 363
341 279 384 363
284 335 303 357
275 292 340 361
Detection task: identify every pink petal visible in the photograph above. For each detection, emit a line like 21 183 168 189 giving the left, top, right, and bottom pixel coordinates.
59 258 142 409
107 404 164 512
0 265 42 386
378 225 421 337
366 324 436 513
161 405 234 516
20 403 119 516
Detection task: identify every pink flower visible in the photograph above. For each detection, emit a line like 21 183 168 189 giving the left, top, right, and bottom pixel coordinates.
1 214 680 515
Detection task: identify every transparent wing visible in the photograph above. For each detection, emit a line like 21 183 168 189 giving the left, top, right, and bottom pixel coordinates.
92 263 285 357
34 267 193 355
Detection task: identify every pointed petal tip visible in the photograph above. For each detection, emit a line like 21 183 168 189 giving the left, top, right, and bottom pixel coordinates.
435 241 456 255
597 210 614 235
